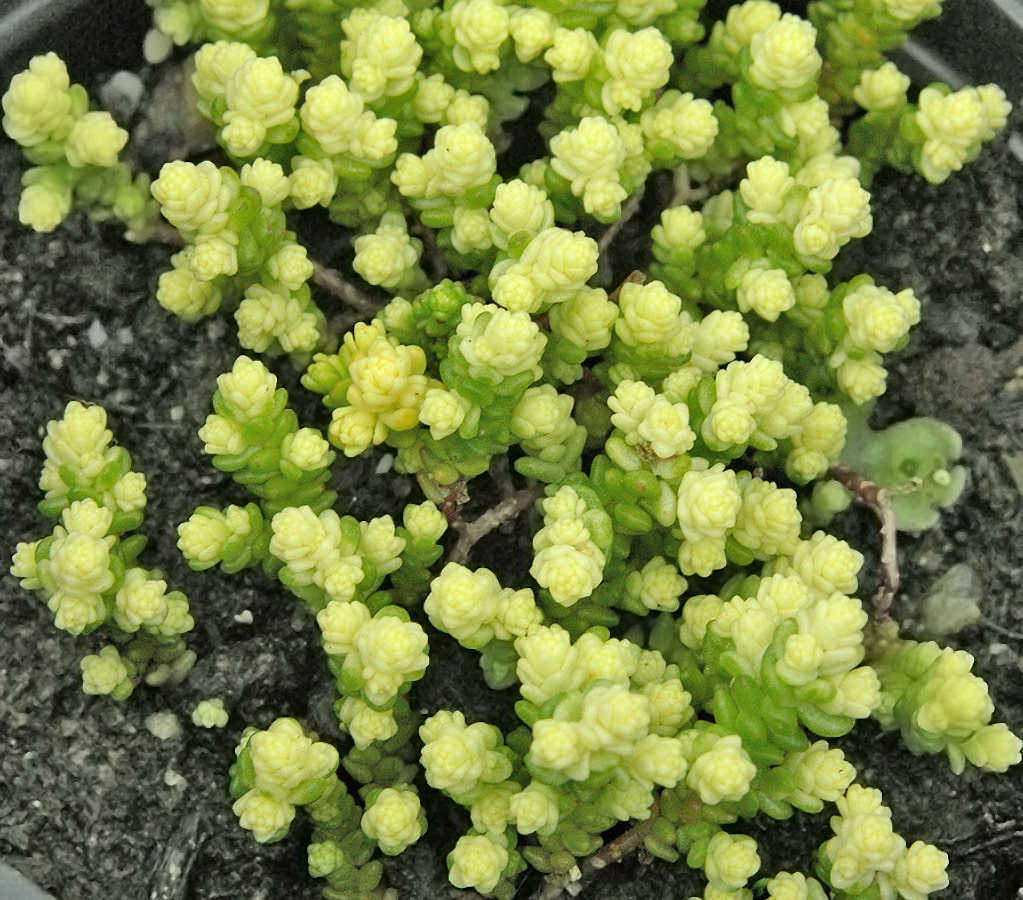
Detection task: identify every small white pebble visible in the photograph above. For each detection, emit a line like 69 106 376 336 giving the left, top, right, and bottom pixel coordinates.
233 609 254 624
86 319 108 349
169 405 185 423
376 453 394 475
163 768 189 789
145 711 183 741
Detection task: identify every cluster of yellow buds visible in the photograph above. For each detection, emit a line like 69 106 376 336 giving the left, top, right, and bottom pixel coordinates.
872 638 1023 774
318 602 428 746
1 53 151 232
819 785 949 899
152 159 325 354
11 402 192 699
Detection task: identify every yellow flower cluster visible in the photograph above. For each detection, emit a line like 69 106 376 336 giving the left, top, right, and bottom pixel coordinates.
232 717 339 842
873 639 1023 774
746 13 821 93
703 832 761 892
915 84 1011 184
549 116 627 221
317 320 430 456
352 211 424 290
700 355 815 454
447 831 512 895
685 733 758 805
360 786 425 856
455 302 547 378
490 227 599 314
270 506 365 604
601 27 675 115
299 74 398 162
449 0 511 73
341 8 422 101
822 785 948 898
318 602 427 745
393 121 496 199
420 710 513 801
609 379 697 461
425 563 541 648
531 487 612 605
192 42 304 157
2 53 139 231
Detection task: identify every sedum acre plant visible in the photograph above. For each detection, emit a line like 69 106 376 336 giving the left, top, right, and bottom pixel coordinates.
5 0 1020 898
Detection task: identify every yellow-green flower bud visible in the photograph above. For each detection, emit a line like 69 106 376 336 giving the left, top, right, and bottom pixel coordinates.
763 871 825 900
447 832 508 894
615 280 686 351
843 283 920 353
157 251 223 320
784 741 856 807
629 733 688 787
893 841 949 900
232 790 295 842
456 304 546 376
403 500 447 543
529 719 587 776
747 14 820 92
425 562 500 646
192 698 230 728
450 0 510 73
81 645 131 697
266 242 314 291
113 567 169 632
787 531 862 597
853 62 911 112
531 542 605 607
545 28 598 82
288 156 337 209
216 355 278 420
240 157 289 206
64 111 127 168
361 786 425 855
602 27 673 114
2 53 73 146
19 173 73 233
354 214 422 289
515 624 583 704
549 117 627 220
354 615 429 705
224 54 299 137
509 781 560 835
191 234 239 281
626 557 686 612
152 160 235 234
737 265 795 322
509 7 555 62
337 696 397 747
246 717 339 801
10 540 42 589
421 712 509 796
342 10 421 101
192 41 258 102
686 734 757 804
676 464 742 543
725 1 782 47
704 832 761 891
962 723 1023 773
317 599 372 657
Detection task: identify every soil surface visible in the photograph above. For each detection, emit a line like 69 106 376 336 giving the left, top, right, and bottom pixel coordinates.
1 23 1023 900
